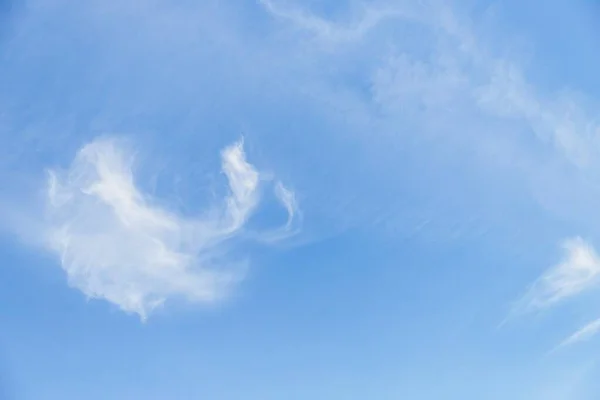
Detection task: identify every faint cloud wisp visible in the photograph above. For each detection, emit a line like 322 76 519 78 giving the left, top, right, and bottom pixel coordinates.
516 237 600 314
258 0 418 44
558 317 600 349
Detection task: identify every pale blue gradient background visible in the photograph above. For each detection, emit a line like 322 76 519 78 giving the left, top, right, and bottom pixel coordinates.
2 0 600 399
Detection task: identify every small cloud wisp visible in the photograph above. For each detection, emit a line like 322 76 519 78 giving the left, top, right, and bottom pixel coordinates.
517 237 600 313
558 317 600 349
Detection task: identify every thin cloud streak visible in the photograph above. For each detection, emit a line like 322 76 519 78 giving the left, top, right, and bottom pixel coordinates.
516 238 600 314
258 0 418 44
558 318 600 349
274 181 299 231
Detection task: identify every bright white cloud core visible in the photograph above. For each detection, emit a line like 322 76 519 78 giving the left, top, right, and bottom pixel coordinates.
44 137 298 320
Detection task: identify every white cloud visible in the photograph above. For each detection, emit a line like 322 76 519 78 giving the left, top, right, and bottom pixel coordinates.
220 139 260 234
274 181 299 230
44 136 297 320
258 0 418 44
256 0 600 208
517 238 600 313
270 0 600 172
250 181 302 244
558 317 600 348
445 8 597 171
474 63 600 170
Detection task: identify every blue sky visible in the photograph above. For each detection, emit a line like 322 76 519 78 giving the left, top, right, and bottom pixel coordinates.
1 0 600 399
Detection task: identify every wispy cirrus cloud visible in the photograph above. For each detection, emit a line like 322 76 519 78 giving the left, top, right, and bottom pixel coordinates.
44 137 299 320
370 5 600 172
516 238 600 350
263 0 600 173
508 236 600 350
258 0 417 44
515 237 600 314
558 317 600 349
274 181 299 230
